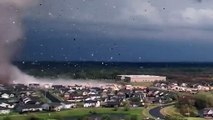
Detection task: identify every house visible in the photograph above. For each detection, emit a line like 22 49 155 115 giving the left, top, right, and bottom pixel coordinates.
0 92 15 99
0 102 15 109
13 84 28 91
22 97 31 104
88 94 101 100
63 92 70 100
0 85 6 91
7 99 19 104
61 102 76 109
20 90 34 97
29 83 40 88
68 94 85 102
73 85 83 90
16 104 43 113
90 87 103 93
102 100 120 107
130 102 143 107
0 107 10 114
84 100 100 107
125 85 133 90
82 91 89 96
203 108 213 118
42 103 63 111
1 93 10 99
52 85 65 90
197 85 210 91
146 97 156 103
43 84 52 89
21 96 41 105
181 83 187 87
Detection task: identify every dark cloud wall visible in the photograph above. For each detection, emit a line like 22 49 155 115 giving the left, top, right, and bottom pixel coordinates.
18 0 213 62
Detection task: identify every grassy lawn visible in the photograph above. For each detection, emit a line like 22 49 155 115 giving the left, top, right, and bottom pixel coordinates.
161 105 205 120
160 105 182 116
187 117 205 120
0 108 143 120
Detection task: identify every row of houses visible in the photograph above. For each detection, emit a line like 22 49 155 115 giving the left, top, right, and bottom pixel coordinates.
0 82 177 115
154 82 213 93
52 84 175 108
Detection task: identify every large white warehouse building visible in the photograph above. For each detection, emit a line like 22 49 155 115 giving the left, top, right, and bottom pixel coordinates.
116 75 166 82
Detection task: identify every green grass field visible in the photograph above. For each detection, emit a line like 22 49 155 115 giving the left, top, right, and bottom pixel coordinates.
0 108 143 120
160 105 205 120
160 105 182 116
187 117 205 120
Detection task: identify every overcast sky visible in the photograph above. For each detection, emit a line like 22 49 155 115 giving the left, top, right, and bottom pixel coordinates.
18 0 213 62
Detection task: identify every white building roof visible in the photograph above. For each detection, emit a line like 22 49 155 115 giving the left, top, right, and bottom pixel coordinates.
117 75 166 78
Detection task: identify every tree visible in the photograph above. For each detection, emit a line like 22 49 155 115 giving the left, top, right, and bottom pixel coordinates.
195 97 207 109
123 100 130 111
207 95 213 107
194 93 211 110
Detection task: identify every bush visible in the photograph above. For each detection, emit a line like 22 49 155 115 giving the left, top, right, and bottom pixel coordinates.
178 104 198 117
123 101 130 111
194 93 213 110
113 106 118 111
194 94 208 109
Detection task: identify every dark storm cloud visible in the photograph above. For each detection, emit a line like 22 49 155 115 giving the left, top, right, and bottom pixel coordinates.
19 0 213 62
196 0 202 3
23 0 213 41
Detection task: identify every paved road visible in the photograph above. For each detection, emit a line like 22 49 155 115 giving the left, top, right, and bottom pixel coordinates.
149 103 175 119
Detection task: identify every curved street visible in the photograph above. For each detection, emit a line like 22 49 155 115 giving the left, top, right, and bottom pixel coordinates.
149 103 176 119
